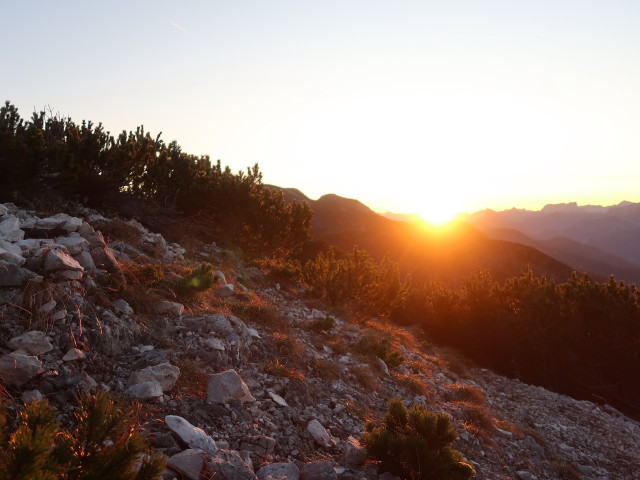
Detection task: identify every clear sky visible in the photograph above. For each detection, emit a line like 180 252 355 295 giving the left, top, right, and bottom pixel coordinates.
4 1 640 223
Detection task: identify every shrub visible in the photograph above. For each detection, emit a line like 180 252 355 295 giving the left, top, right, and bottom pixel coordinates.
363 398 474 480
175 262 217 296
0 391 165 480
307 316 336 332
355 335 405 369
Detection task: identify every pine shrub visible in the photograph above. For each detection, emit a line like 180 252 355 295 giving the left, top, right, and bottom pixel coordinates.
175 262 217 296
363 398 474 480
0 392 165 480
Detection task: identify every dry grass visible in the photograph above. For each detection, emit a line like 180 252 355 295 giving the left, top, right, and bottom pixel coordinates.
324 335 351 356
271 332 305 364
309 356 342 381
227 292 285 330
360 317 420 352
445 384 485 404
433 347 475 378
393 372 428 396
343 400 368 421
454 401 495 442
351 365 381 393
173 358 208 399
550 460 582 480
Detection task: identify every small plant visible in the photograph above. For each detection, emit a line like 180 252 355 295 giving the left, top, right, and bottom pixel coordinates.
363 398 475 480
175 262 217 296
0 391 165 480
446 384 485 405
351 365 380 393
394 373 428 396
355 335 405 369
310 357 342 381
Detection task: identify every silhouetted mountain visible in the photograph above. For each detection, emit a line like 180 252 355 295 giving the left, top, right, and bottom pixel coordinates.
275 188 574 284
465 201 640 284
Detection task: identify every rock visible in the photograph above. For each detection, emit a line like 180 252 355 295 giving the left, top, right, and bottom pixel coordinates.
7 330 53 355
307 420 334 448
300 461 337 480
0 261 28 286
205 449 258 480
37 213 83 232
113 298 134 316
0 352 42 385
165 415 217 453
0 240 25 265
74 251 96 270
63 348 84 361
239 435 277 457
21 389 45 403
214 270 227 284
154 300 184 316
203 337 226 351
257 463 300 480
342 437 367 467
39 300 57 314
44 248 84 275
129 363 180 392
268 391 289 407
374 357 389 376
0 217 24 242
167 449 206 480
217 284 235 297
516 472 534 480
55 236 90 255
0 204 7 216
127 380 164 399
207 369 256 404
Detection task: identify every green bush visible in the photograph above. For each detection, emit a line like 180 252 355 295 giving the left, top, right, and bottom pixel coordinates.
363 398 474 480
0 391 165 480
355 335 405 369
175 262 217 296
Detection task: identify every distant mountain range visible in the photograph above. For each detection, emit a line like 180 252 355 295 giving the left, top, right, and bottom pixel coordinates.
276 188 574 285
462 202 640 284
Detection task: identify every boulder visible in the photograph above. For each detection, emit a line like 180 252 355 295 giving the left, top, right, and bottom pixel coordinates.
127 381 163 399
307 420 334 448
205 449 257 480
0 352 42 385
207 369 256 404
37 213 83 232
257 463 300 480
55 236 90 255
165 415 217 453
0 217 24 242
342 437 367 467
63 348 84 361
129 363 180 392
112 298 134 316
44 248 84 274
0 261 35 286
7 331 53 355
0 240 25 265
300 461 337 480
74 251 96 270
21 389 45 403
167 449 206 480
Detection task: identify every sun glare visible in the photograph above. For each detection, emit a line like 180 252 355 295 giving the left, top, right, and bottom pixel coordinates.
417 207 460 227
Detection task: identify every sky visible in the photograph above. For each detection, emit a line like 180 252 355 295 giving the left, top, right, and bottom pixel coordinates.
4 1 640 223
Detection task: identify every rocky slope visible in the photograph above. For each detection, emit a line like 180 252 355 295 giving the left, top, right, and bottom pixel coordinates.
0 202 638 480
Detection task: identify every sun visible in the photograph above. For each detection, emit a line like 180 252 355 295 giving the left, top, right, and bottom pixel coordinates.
417 206 461 227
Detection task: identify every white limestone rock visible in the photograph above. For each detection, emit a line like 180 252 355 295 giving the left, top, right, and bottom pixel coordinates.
112 298 134 316
257 463 300 480
307 419 335 448
165 415 218 453
55 236 90 255
0 352 42 385
129 363 180 392
207 369 256 404
37 213 83 232
167 449 206 480
7 331 53 355
268 391 289 407
343 436 367 467
127 380 163 399
21 389 45 403
63 348 85 361
44 248 84 274
0 217 24 242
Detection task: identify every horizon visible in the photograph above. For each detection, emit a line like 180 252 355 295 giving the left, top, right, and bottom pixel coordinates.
5 1 640 222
